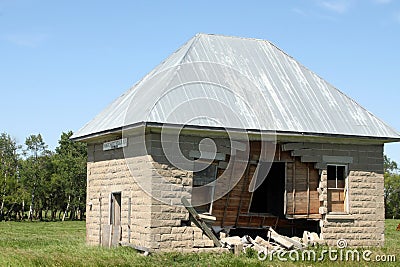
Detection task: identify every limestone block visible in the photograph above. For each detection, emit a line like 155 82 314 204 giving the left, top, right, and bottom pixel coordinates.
181 232 194 241
153 212 171 220
193 239 205 248
184 227 194 235
151 219 181 227
160 234 175 242
170 212 187 221
194 231 203 240
171 241 188 248
159 241 172 249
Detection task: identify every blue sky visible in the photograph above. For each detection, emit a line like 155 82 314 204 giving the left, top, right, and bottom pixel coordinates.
1 0 399 163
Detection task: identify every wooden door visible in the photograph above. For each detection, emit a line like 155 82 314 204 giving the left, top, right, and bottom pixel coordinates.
110 192 121 246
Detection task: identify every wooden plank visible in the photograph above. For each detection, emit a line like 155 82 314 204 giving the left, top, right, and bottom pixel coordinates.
221 157 236 226
111 225 121 247
307 165 310 216
235 165 251 226
198 213 216 221
102 224 111 248
278 144 281 160
181 197 221 247
292 161 295 215
288 214 322 219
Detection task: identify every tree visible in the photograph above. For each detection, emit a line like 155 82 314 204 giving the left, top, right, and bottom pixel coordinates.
53 131 87 220
0 133 20 220
22 134 50 220
0 131 88 221
384 155 400 219
384 155 398 174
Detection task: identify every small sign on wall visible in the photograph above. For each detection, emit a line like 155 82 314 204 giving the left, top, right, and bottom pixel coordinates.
103 138 127 151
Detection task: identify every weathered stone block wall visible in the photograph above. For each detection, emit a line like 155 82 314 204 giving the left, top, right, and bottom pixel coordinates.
319 170 385 247
313 143 385 247
148 133 221 251
85 131 385 250
86 138 154 249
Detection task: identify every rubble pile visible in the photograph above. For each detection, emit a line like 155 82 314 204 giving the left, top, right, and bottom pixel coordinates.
220 227 322 255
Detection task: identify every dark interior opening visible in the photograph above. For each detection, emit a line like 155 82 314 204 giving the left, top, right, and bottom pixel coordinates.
249 162 285 218
229 219 320 239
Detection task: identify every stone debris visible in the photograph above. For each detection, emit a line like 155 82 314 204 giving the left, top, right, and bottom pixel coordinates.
303 231 321 246
220 227 322 255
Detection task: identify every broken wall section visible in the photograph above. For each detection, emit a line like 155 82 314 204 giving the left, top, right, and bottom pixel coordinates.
284 142 385 247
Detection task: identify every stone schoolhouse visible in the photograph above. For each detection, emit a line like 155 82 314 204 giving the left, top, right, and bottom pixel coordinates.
72 34 400 251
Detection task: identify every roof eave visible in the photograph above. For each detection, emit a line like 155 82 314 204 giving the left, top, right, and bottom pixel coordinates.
71 122 400 144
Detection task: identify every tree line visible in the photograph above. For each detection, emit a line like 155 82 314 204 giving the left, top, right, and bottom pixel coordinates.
1 130 399 221
0 131 86 221
384 155 400 219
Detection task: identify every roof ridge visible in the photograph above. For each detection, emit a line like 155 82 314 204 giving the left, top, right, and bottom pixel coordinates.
198 33 301 65
197 32 270 43
180 33 201 66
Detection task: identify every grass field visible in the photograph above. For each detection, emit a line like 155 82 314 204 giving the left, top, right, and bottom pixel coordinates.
0 220 399 266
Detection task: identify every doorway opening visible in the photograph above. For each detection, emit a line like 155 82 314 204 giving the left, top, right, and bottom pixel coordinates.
110 192 122 246
110 192 121 226
249 162 285 218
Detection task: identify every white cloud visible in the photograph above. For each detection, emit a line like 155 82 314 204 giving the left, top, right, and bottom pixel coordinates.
2 33 47 48
318 1 352 14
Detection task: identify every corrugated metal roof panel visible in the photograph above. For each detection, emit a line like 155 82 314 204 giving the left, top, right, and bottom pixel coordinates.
72 33 400 141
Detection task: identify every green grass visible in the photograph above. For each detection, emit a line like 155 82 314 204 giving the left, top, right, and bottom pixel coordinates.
0 220 399 266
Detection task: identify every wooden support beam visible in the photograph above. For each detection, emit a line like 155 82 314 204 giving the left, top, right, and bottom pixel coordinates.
181 197 221 247
307 165 310 216
284 162 287 216
221 156 236 226
278 144 281 161
235 165 251 226
292 162 295 215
